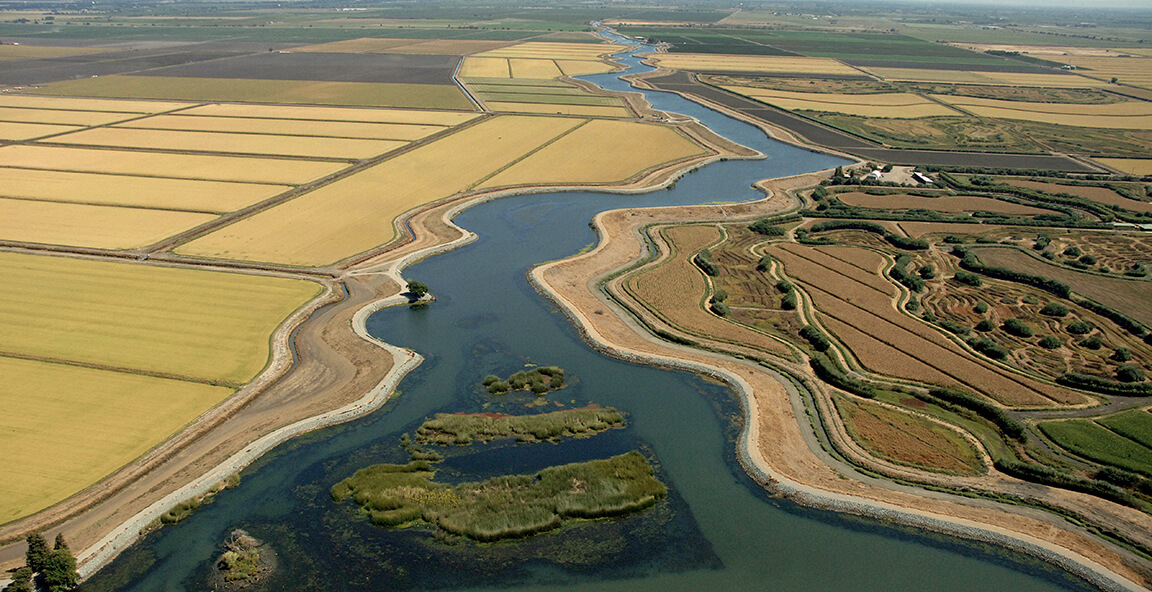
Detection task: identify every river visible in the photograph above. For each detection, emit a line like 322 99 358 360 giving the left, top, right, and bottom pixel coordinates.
79 33 1099 592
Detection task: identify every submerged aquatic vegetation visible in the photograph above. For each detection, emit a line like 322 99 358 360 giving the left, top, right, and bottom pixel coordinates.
331 451 666 541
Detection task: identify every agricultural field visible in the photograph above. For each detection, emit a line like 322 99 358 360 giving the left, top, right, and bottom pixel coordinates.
715 86 960 118
121 115 446 141
1096 158 1152 175
642 53 860 76
0 121 82 141
834 191 1054 216
0 145 348 185
832 395 983 475
294 38 516 55
23 75 474 110
0 199 217 250
767 242 1085 406
864 68 1110 88
0 251 320 521
708 224 805 342
624 224 793 357
1039 419 1152 477
0 44 106 60
1059 56 1152 89
997 179 1152 214
52 126 407 159
969 246 1152 327
0 107 143 126
175 115 588 266
476 119 706 189
932 94 1152 130
176 103 478 126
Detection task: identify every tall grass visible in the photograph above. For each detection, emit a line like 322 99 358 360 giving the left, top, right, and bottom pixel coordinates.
416 407 624 445
331 452 666 541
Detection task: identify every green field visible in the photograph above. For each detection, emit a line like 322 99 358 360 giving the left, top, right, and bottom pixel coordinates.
1098 409 1152 449
1039 419 1152 477
0 251 321 384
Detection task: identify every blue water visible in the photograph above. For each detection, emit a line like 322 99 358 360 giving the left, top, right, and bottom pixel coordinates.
81 35 1100 592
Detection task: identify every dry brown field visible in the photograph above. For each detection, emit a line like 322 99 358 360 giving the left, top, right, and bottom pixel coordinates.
481 102 632 117
54 127 406 159
769 243 1086 406
709 224 805 340
1095 158 1152 175
0 168 289 213
0 198 217 250
0 145 348 185
837 192 1053 216
0 106 139 126
932 95 1152 129
1000 179 1152 213
177 103 478 126
1044 232 1152 274
1061 56 1152 89
626 224 792 356
0 44 107 60
556 60 618 76
509 58 563 79
832 394 983 475
867 68 1111 88
720 86 960 118
0 121 82 141
175 115 587 266
646 53 859 76
459 56 512 78
293 38 514 55
476 42 627 60
971 246 1152 328
898 222 1005 239
122 114 445 141
290 37 416 53
477 120 706 189
0 356 233 522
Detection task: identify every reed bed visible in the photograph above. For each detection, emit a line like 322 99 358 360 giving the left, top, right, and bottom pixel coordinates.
415 406 623 445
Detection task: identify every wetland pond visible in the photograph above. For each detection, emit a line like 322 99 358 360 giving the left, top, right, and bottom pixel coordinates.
81 36 1100 592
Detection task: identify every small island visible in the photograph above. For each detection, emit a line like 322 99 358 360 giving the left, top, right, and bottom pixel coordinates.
484 366 565 395
210 529 275 590
331 451 666 541
415 406 624 445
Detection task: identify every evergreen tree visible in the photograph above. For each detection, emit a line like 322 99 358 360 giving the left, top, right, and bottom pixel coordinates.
2 567 33 592
40 548 78 592
24 533 50 573
53 533 68 552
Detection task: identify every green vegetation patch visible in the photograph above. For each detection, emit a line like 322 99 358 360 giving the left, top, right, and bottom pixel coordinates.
331 451 666 541
415 406 624 445
1039 419 1152 477
1099 410 1152 449
485 366 566 395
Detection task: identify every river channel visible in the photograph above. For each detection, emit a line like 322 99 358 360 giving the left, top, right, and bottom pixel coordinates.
81 35 1100 592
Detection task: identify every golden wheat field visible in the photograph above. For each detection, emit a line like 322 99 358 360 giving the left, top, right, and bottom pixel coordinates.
556 59 618 76
176 115 587 266
646 53 859 75
722 86 960 118
459 56 513 78
481 102 633 117
0 356 233 522
477 119 706 189
0 121 82 141
0 94 191 113
0 106 139 126
290 37 424 53
0 145 348 185
474 41 627 60
0 250 321 383
122 114 446 141
0 168 289 213
53 126 408 159
508 58 564 79
0 199 217 250
1096 158 1152 175
933 94 1152 129
866 68 1111 88
177 103 479 126
1060 56 1152 89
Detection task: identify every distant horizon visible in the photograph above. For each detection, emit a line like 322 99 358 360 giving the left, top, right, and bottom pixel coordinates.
827 0 1152 10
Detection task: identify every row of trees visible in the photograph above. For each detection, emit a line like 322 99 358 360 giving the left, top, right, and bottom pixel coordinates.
2 533 78 592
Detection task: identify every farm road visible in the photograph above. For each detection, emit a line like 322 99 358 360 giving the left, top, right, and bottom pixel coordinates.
642 71 1096 173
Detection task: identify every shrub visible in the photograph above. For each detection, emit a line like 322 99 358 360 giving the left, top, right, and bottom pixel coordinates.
1078 254 1097 265
1096 467 1142 489
974 301 989 314
943 235 964 244
1111 348 1132 362
756 255 771 272
694 249 719 276
1057 372 1152 395
918 264 936 280
1117 365 1146 383
923 387 1025 440
971 338 1009 360
1063 245 1082 257
1067 320 1093 335
799 325 831 352
781 292 797 310
483 375 500 386
1079 335 1103 350
975 319 995 332
1039 302 1069 317
1038 335 1063 349
713 288 728 303
748 219 786 236
1001 318 1033 338
938 319 970 335
710 302 730 317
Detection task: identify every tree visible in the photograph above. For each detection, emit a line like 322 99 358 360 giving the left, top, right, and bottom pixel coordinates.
406 281 429 300
53 533 69 552
25 533 50 573
40 546 78 592
3 567 33 592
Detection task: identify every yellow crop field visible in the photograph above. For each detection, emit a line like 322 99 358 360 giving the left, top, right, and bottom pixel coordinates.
0 121 80 141
177 115 587 266
722 86 959 118
0 199 217 250
0 145 348 185
0 357 233 522
0 94 190 113
646 53 859 76
1096 158 1152 175
478 120 705 189
1062 56 1152 89
509 58 563 79
292 37 416 53
0 45 105 61
122 114 444 141
483 102 632 117
868 68 1111 88
54 127 407 159
0 250 321 382
178 103 477 126
0 106 138 126
23 76 476 110
377 39 516 55
932 96 1152 129
556 59 617 76
459 56 512 78
0 168 289 213
475 42 627 60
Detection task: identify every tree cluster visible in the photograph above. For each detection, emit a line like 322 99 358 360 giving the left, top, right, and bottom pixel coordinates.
3 533 78 592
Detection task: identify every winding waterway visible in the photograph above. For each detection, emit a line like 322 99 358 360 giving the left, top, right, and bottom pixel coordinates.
83 36 1100 592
